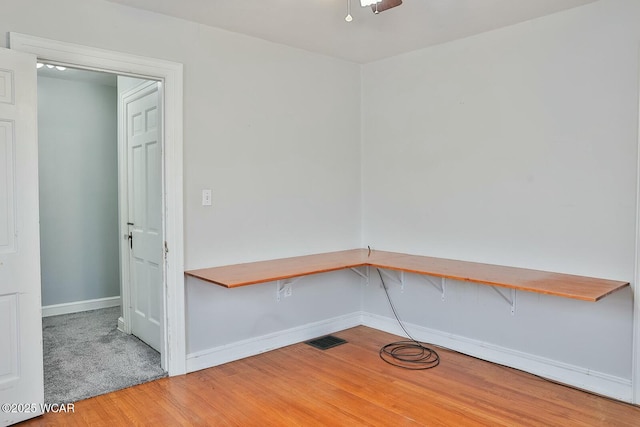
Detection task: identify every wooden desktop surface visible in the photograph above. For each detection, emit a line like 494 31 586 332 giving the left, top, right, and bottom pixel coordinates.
371 253 627 302
185 249 629 302
185 249 373 288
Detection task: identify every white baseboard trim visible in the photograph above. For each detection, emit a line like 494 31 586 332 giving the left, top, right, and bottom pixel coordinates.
361 312 633 403
117 316 125 333
184 310 632 402
186 312 363 373
42 296 121 318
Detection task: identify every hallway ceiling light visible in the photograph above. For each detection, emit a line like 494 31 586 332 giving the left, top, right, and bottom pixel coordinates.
37 63 67 71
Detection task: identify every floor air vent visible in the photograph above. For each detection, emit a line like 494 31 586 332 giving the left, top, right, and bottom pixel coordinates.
305 335 347 350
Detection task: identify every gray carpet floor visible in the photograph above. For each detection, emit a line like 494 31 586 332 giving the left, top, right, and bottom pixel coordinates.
43 306 167 404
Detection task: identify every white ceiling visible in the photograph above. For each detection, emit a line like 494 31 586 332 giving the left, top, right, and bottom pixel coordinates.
105 0 598 63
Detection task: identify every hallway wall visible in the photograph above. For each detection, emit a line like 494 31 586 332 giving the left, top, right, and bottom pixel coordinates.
38 73 120 306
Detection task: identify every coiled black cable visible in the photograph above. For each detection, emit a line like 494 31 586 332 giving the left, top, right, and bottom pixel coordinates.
377 268 440 370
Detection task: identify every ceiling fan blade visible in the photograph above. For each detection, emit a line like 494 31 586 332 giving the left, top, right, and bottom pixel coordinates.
371 0 402 14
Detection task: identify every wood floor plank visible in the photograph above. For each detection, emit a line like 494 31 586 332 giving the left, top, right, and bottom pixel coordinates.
256 349 427 426
18 326 640 426
276 341 511 426
330 328 628 426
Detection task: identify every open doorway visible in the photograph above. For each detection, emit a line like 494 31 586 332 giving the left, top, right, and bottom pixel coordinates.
8 33 186 415
37 65 165 403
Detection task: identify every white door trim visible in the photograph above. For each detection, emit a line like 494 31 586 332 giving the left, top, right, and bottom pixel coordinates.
9 32 186 376
634 48 640 405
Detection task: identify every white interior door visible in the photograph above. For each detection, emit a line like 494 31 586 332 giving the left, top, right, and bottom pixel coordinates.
126 82 162 352
0 48 44 425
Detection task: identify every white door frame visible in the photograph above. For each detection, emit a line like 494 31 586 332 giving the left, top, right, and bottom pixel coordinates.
634 51 640 405
9 33 186 376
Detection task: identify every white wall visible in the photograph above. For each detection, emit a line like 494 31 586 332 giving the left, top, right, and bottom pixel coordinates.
0 0 362 352
183 24 361 268
361 0 639 396
6 0 640 401
38 74 120 306
186 271 362 365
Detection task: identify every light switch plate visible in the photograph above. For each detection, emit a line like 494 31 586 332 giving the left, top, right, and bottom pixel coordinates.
202 189 212 206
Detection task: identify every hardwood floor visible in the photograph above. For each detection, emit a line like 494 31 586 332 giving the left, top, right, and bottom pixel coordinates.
19 326 640 426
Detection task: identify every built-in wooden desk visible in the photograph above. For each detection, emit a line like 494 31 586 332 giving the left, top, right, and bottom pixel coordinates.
186 249 370 288
185 249 629 303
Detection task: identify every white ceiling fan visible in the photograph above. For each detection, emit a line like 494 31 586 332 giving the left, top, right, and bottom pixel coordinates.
346 0 403 22
361 0 403 14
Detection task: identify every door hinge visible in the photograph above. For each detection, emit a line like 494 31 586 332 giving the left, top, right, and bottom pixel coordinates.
164 241 169 260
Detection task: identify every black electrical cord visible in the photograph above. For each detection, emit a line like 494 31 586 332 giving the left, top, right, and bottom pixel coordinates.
377 268 440 370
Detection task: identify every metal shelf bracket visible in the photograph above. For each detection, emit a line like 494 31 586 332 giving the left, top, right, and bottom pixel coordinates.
421 276 446 301
492 286 516 315
379 269 404 292
350 266 369 285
